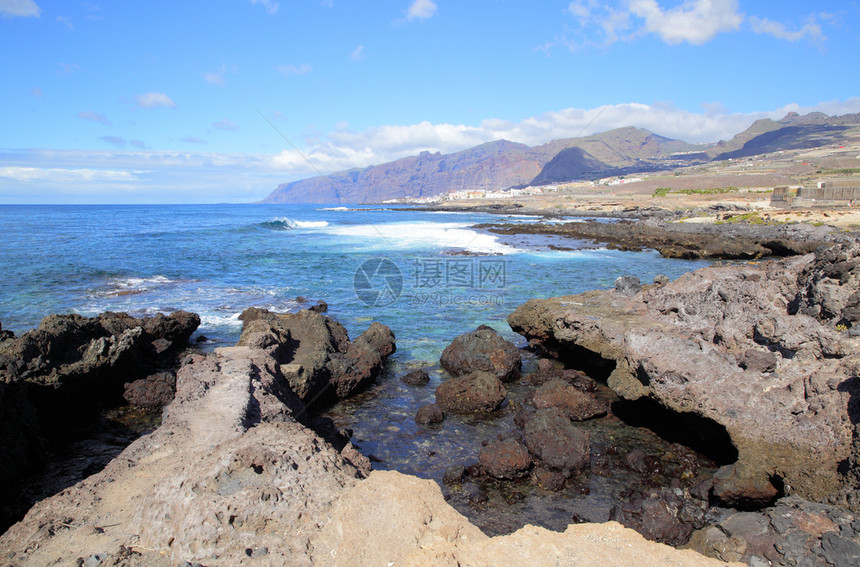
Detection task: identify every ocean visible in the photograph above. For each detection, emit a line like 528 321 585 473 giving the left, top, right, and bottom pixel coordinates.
1 204 717 534
0 204 710 356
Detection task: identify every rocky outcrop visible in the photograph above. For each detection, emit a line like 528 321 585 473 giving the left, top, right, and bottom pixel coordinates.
0 344 362 566
237 307 395 408
0 328 734 567
685 496 859 566
313 471 739 567
508 243 860 510
435 370 507 413
482 217 844 260
122 370 176 408
0 311 200 531
440 325 522 381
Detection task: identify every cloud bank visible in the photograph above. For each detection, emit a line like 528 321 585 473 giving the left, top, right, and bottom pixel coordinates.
564 0 828 47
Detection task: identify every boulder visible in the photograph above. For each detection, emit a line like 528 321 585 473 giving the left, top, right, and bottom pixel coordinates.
435 371 506 413
440 325 521 382
532 378 607 421
415 403 445 425
123 371 177 409
508 243 860 508
522 408 590 476
478 438 532 479
401 369 430 386
236 308 396 407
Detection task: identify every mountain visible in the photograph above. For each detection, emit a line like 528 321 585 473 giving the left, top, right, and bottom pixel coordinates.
262 112 860 204
263 140 546 204
709 112 860 161
262 127 698 204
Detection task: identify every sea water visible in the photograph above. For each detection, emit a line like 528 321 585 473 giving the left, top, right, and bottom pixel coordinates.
0 204 715 534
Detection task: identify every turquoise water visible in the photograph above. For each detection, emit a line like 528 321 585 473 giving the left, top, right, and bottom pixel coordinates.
0 204 710 359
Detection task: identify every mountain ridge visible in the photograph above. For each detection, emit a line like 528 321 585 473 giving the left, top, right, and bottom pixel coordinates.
262 112 860 204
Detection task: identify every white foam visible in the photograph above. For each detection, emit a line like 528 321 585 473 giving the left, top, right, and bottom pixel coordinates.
321 221 521 255
319 207 349 211
199 312 243 329
269 217 329 229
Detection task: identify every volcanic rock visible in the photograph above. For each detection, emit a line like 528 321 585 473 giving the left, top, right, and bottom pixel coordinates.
440 325 521 382
508 243 860 508
122 370 176 409
415 403 445 425
401 369 430 386
478 438 532 479
236 307 395 407
532 378 607 421
435 371 507 413
522 408 591 476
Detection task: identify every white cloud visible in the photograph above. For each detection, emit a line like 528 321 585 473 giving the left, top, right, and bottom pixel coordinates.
249 0 278 15
277 63 312 77
749 16 824 42
407 0 436 21
265 98 860 177
561 1 824 48
181 136 207 145
78 111 110 125
213 119 238 131
0 0 41 18
135 92 176 109
0 166 139 183
350 45 365 61
627 0 743 45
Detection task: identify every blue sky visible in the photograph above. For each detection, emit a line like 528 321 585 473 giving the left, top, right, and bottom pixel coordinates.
1 0 858 203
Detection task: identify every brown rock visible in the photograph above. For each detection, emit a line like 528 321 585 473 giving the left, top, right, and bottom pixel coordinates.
478 438 532 479
415 403 445 425
440 325 521 382
532 378 607 421
123 371 176 409
523 408 590 476
435 371 506 413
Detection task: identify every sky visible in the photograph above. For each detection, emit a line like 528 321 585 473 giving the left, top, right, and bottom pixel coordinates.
1 0 859 204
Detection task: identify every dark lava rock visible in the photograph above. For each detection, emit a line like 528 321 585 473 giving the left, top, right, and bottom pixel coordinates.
400 369 430 386
615 275 642 296
527 358 563 386
623 449 659 475
532 378 607 421
712 464 781 508
468 487 489 505
687 496 859 566
414 403 445 426
440 325 521 382
562 369 598 392
237 308 395 407
532 467 566 491
309 300 328 313
435 371 506 414
616 488 707 547
123 371 176 409
443 465 465 485
478 438 532 480
522 408 590 476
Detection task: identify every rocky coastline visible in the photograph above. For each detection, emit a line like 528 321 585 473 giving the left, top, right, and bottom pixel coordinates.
0 307 738 566
2 240 860 565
